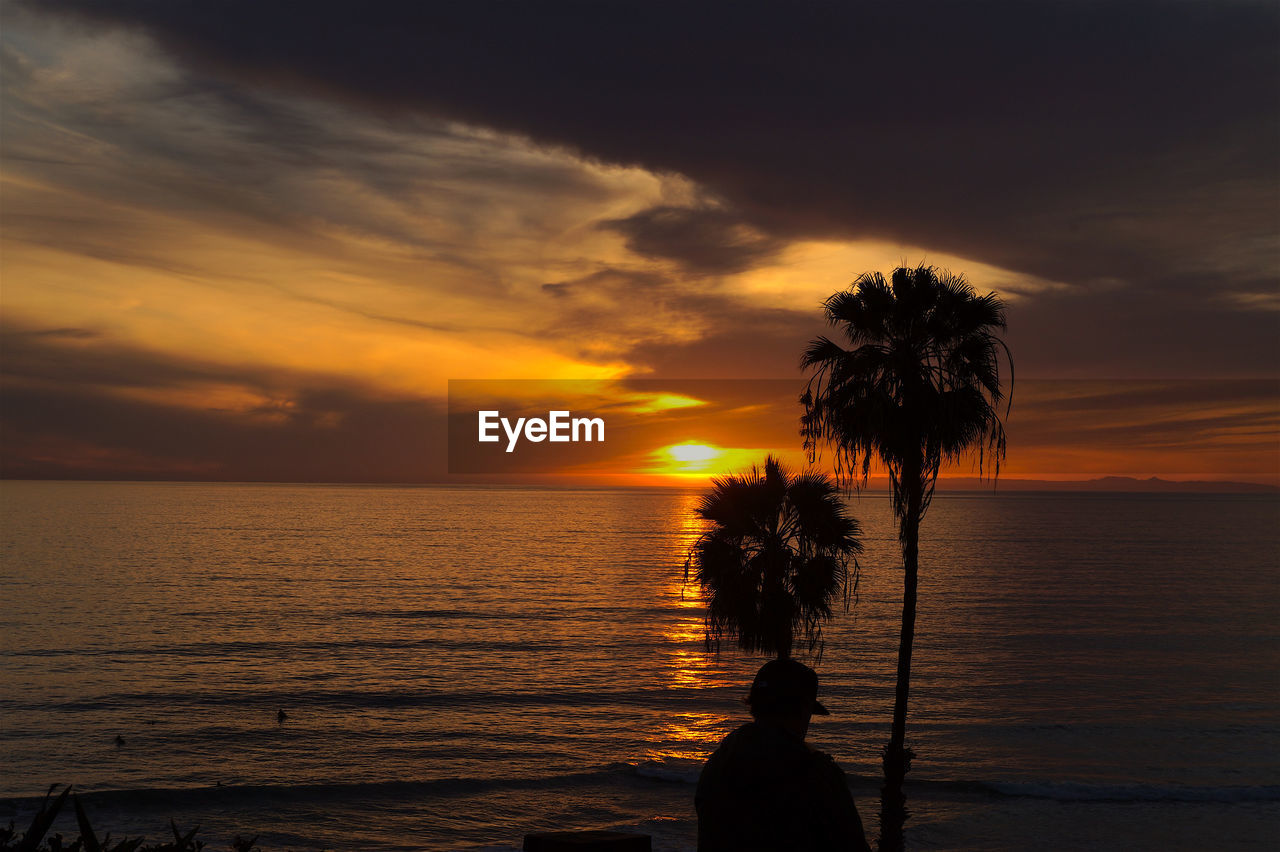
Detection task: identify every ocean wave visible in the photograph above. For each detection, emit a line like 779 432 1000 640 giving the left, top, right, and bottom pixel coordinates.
980 779 1280 803
4 628 677 660
0 764 700 813
911 778 1280 804
631 760 702 785
29 685 733 714
624 763 1280 807
4 765 1276 819
0 766 638 813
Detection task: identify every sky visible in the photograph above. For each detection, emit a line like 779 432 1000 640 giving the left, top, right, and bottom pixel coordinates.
1 0 1277 484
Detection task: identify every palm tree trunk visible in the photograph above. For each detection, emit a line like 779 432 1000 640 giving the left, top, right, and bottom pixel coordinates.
879 470 921 851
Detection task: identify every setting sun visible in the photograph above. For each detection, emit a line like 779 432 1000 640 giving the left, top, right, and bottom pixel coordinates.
645 442 810 481
666 442 723 464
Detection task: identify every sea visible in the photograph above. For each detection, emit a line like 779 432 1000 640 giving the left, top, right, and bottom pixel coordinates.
0 481 1277 851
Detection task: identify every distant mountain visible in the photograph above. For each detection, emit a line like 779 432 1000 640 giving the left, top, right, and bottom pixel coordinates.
935 475 1278 493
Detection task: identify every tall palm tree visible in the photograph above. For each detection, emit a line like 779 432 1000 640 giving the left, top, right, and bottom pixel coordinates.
800 265 1011 850
686 456 862 659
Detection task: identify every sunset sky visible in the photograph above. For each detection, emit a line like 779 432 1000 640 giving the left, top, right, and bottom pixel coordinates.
2 1 1277 484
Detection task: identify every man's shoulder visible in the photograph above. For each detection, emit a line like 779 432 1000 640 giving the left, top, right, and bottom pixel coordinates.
803 743 850 784
699 722 809 789
708 721 793 756
804 742 841 766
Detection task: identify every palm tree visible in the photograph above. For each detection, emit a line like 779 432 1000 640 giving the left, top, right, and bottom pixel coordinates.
686 455 862 660
800 265 1011 850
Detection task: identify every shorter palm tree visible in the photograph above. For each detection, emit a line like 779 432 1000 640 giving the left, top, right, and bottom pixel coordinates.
686 456 862 659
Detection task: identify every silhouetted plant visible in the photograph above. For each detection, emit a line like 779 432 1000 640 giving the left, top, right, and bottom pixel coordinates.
686 455 861 660
801 265 1011 851
4 783 69 852
0 784 256 852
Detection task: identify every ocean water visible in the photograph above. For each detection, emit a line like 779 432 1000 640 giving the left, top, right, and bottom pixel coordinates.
0 481 1277 850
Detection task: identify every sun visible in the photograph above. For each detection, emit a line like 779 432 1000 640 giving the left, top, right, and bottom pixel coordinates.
650 442 760 479
666 442 723 464
640 442 807 482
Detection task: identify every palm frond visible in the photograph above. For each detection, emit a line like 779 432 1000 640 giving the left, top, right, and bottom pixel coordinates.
802 264 1013 519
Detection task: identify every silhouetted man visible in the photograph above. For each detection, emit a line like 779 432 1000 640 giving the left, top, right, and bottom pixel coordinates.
695 658 871 851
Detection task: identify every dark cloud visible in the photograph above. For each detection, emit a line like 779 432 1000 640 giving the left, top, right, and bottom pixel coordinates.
624 304 823 380
1001 379 1279 477
533 265 824 370
0 20 619 283
0 324 446 481
600 205 786 273
2 321 284 391
0 42 32 82
22 0 1278 298
7 326 101 340
542 268 666 297
1005 282 1280 379
622 279 1280 386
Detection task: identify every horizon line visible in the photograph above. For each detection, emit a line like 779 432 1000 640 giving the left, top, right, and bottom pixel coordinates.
2 474 1276 493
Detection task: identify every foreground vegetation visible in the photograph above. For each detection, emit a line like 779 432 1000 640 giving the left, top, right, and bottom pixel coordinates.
686 455 861 659
0 786 261 852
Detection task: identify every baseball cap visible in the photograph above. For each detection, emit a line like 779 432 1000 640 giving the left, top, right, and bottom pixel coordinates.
746 658 830 716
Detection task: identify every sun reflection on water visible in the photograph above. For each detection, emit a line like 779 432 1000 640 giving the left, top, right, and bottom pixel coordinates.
659 586 739 690
645 710 732 762
644 491 739 761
